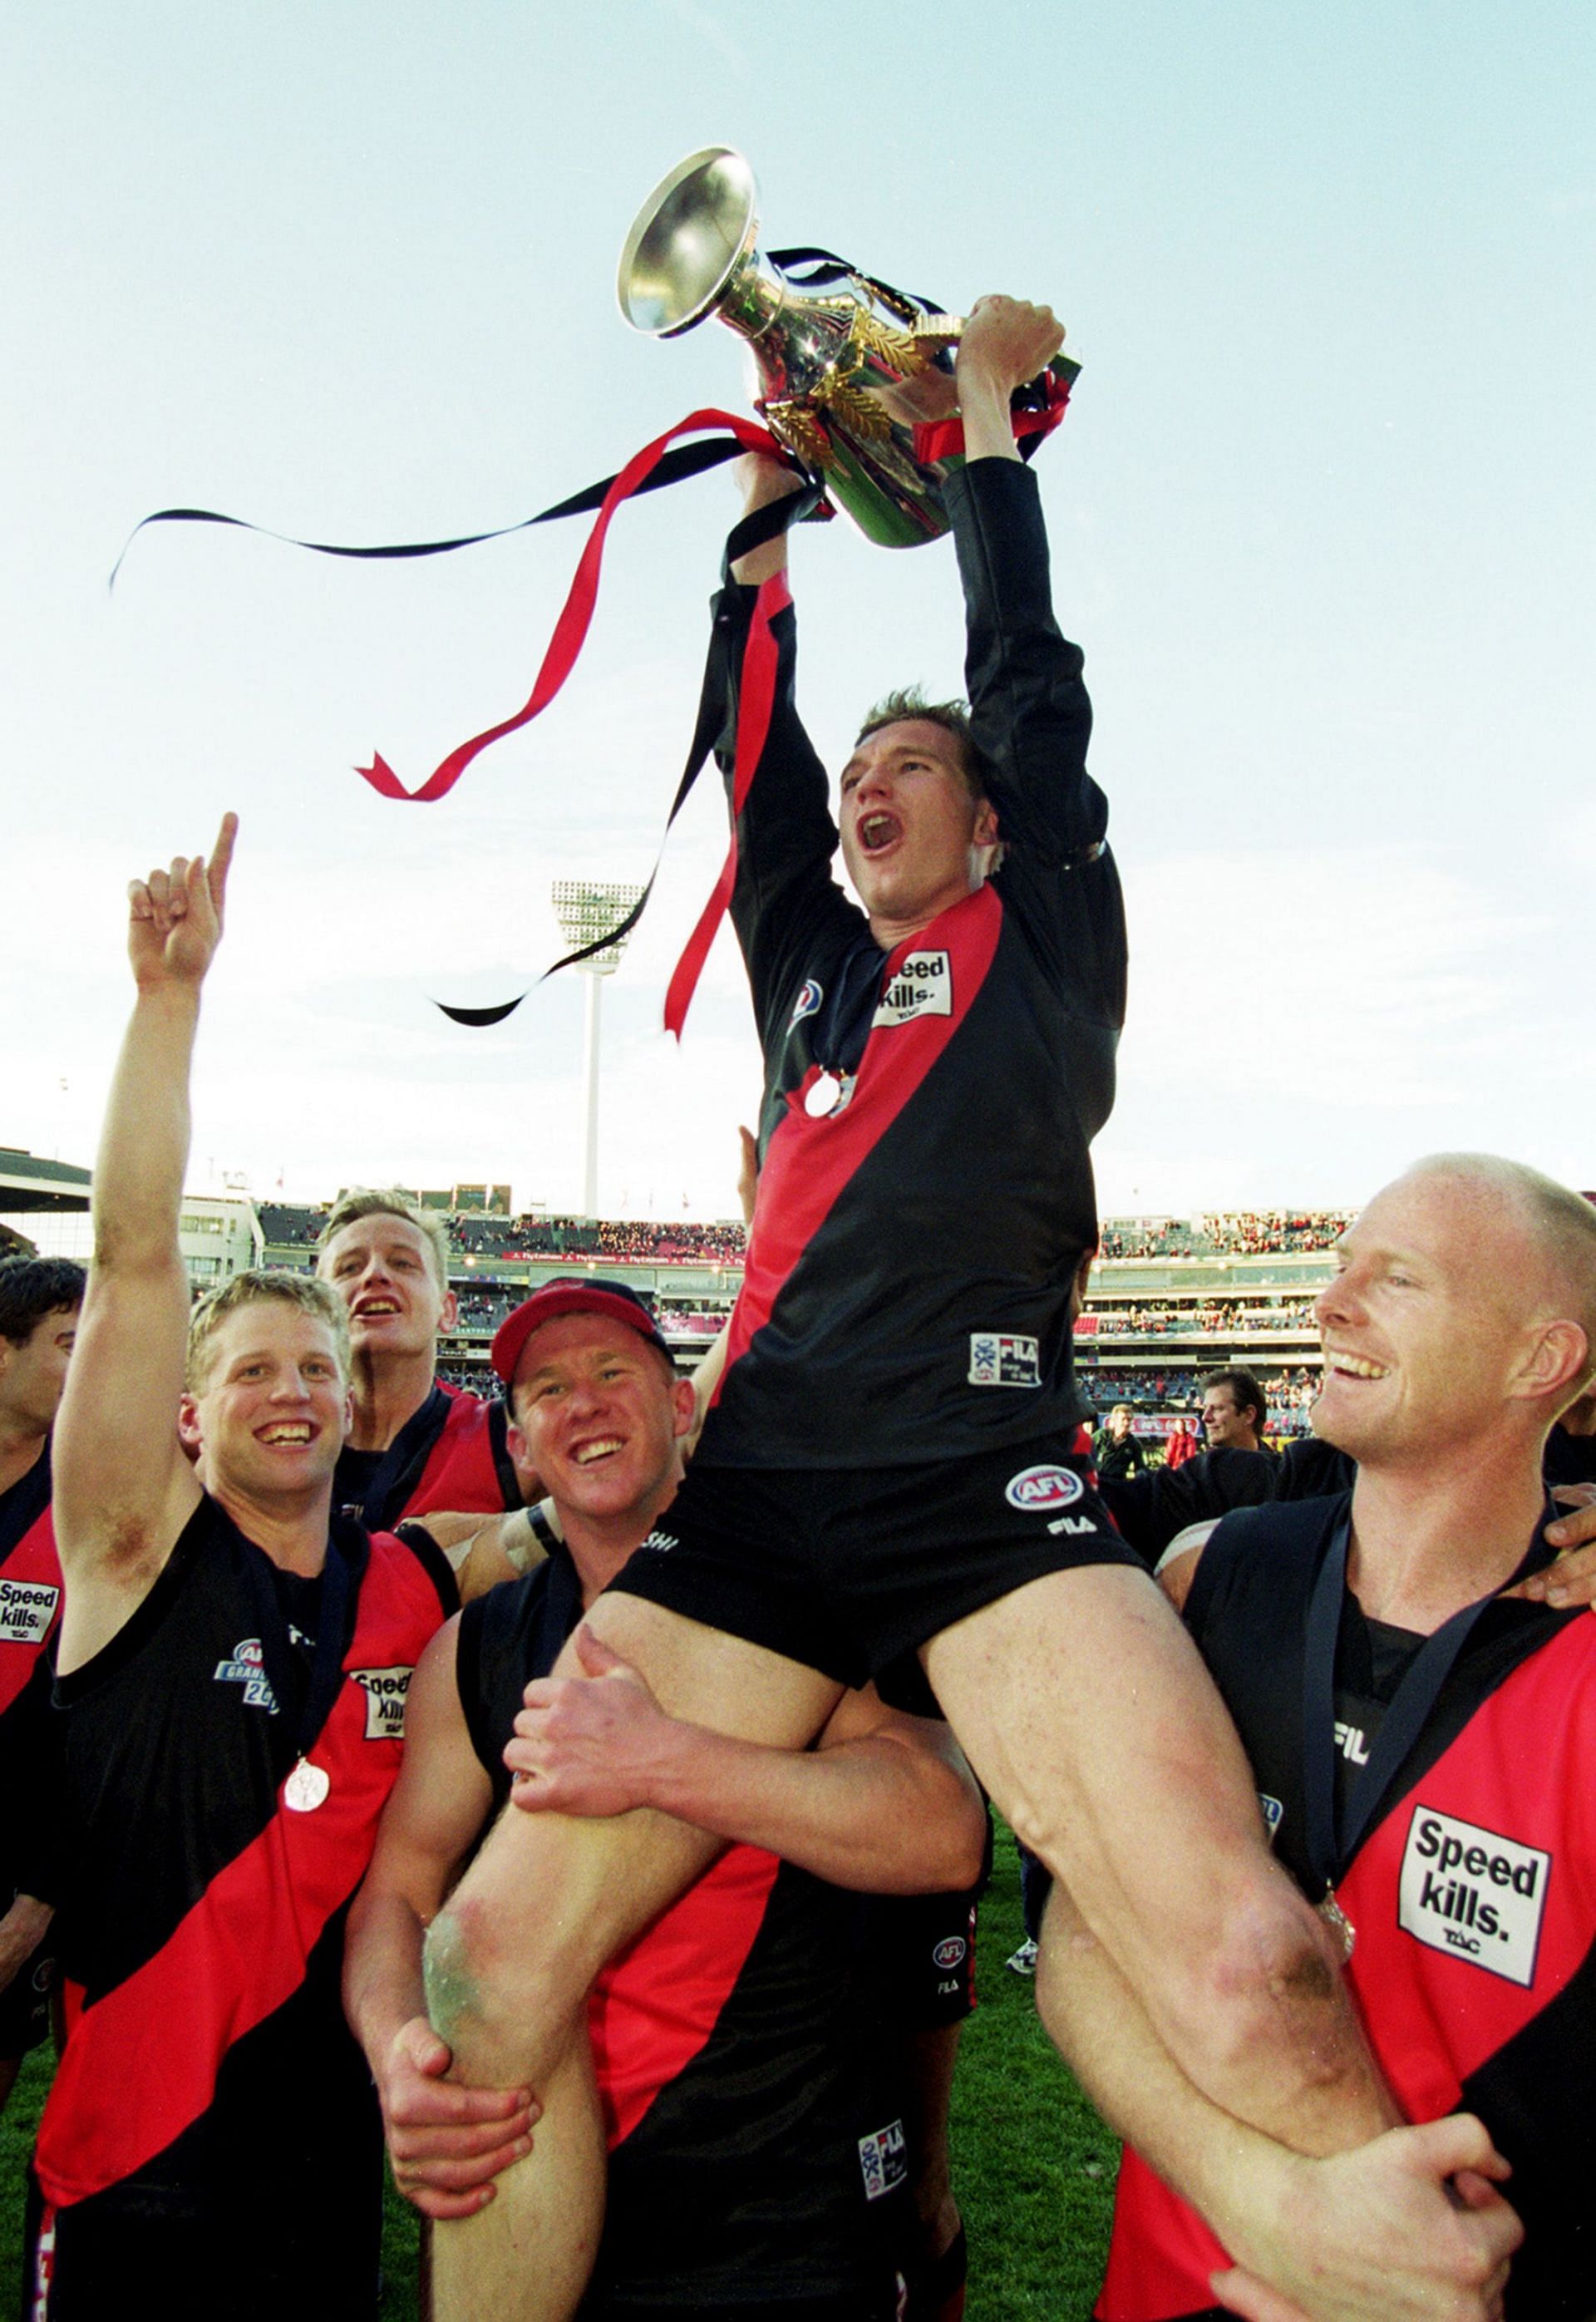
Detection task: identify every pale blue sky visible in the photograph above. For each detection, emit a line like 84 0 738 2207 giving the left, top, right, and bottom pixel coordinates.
5 2 1594 1215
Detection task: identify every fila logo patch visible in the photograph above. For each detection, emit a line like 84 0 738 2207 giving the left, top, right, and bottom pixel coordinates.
858 2118 908 2201
214 1638 279 1713
970 1333 1042 1388
1399 1807 1549 1986
352 1665 414 1740
873 949 952 1028
0 1577 60 1647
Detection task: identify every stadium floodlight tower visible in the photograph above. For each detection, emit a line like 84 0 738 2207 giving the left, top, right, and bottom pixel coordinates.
550 880 646 1220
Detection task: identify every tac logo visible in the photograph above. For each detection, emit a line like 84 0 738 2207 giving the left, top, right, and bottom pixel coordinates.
788 977 824 1029
872 949 952 1029
970 1333 1042 1389
352 1665 414 1740
1398 1806 1549 1987
213 1638 278 1713
639 1531 677 1555
0 1578 60 1648
1004 1463 1084 1515
932 1936 967 1970
857 2118 908 2202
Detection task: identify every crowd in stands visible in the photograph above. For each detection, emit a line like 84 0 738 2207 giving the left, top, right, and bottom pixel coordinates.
1084 1363 1319 1436
1082 1296 1318 1338
1096 1210 1352 1260
261 1201 748 1268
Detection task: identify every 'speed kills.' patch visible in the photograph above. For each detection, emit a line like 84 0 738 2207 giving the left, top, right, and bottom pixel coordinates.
0 1578 59 1648
1398 1806 1549 1986
351 1665 414 1739
873 949 952 1028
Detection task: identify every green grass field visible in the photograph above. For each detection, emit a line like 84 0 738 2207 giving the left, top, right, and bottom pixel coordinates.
0 1825 1118 2318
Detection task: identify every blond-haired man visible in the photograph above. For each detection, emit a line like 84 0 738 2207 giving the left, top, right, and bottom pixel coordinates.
32 819 454 2321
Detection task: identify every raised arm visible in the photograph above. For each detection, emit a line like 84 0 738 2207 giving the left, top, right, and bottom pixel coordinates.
503 1628 986 1895
343 1619 535 2218
718 458 860 1057
53 816 235 1671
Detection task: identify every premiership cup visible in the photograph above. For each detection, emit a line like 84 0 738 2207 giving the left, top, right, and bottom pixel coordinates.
617 146 1079 550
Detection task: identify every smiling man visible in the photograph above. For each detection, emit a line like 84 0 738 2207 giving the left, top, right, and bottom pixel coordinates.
30 819 455 2321
317 1190 521 1530
347 1276 983 2320
1042 1154 1596 2320
424 301 1510 2322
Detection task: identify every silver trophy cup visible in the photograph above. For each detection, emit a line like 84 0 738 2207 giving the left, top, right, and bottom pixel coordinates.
617 145 1078 550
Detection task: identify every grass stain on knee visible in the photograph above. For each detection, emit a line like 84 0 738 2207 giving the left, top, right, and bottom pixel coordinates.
423 1908 480 2047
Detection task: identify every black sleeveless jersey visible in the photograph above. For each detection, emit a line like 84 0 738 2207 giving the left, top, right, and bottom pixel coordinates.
33 1491 453 2301
1098 1493 1596 2321
457 1560 907 2313
0 1446 62 1902
700 459 1126 1470
334 1378 519 1531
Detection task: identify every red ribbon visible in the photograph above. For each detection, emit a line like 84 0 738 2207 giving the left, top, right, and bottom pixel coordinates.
913 367 1073 468
357 408 781 804
663 573 790 1039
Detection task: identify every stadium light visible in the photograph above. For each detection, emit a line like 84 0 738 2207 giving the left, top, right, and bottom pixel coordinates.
550 880 645 1220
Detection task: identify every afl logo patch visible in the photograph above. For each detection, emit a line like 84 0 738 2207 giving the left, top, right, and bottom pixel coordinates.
788 977 824 1029
1005 1463 1085 1514
932 1936 967 1970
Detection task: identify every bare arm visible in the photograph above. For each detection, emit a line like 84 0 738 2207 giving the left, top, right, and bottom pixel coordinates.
503 1626 986 1895
1037 1884 1519 2322
402 1508 549 1604
343 1618 535 2218
0 1895 52 1996
53 816 236 1671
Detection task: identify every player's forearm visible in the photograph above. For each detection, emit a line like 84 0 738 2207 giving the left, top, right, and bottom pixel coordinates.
344 1878 433 2074
91 984 200 1274
0 1893 52 1992
648 1723 985 1894
958 367 1023 464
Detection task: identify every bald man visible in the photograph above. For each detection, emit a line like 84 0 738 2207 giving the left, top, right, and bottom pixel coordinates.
1042 1154 1596 2320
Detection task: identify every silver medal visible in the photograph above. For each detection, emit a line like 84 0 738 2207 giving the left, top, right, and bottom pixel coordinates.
284 1758 331 1813
804 1071 854 1118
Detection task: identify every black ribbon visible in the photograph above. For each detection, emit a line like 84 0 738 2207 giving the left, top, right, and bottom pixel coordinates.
251 1513 365 1769
107 434 753 591
1301 1507 1554 1896
434 477 824 1023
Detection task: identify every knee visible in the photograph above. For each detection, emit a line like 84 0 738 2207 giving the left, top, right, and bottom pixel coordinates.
423 1891 584 2083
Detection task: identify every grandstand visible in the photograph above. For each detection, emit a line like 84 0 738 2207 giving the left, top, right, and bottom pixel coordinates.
252 1195 1348 1442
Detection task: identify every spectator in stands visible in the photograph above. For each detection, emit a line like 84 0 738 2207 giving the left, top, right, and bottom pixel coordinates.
1199 1367 1268 1453
1092 1403 1146 1486
316 1191 521 1530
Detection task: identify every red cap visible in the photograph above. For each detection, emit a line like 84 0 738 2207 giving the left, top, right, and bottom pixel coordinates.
491 1277 674 1385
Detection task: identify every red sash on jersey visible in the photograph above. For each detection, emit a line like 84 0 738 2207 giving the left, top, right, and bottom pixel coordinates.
0 1505 62 1718
34 1534 441 2210
723 882 1004 1395
589 1843 781 2148
1095 1618 1596 2320
405 1385 510 1521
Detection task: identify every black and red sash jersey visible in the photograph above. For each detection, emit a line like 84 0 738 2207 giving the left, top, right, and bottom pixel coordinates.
0 1444 62 1901
457 1562 907 2313
34 1492 456 2221
335 1377 520 1530
1096 1494 1596 2322
701 457 1126 1470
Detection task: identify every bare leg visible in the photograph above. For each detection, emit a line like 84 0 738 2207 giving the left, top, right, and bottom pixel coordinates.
429 1595 842 2322
923 1566 1393 2153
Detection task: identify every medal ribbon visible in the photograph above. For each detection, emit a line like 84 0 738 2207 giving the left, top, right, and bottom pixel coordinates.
250 1513 365 1775
1301 1506 1555 1896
